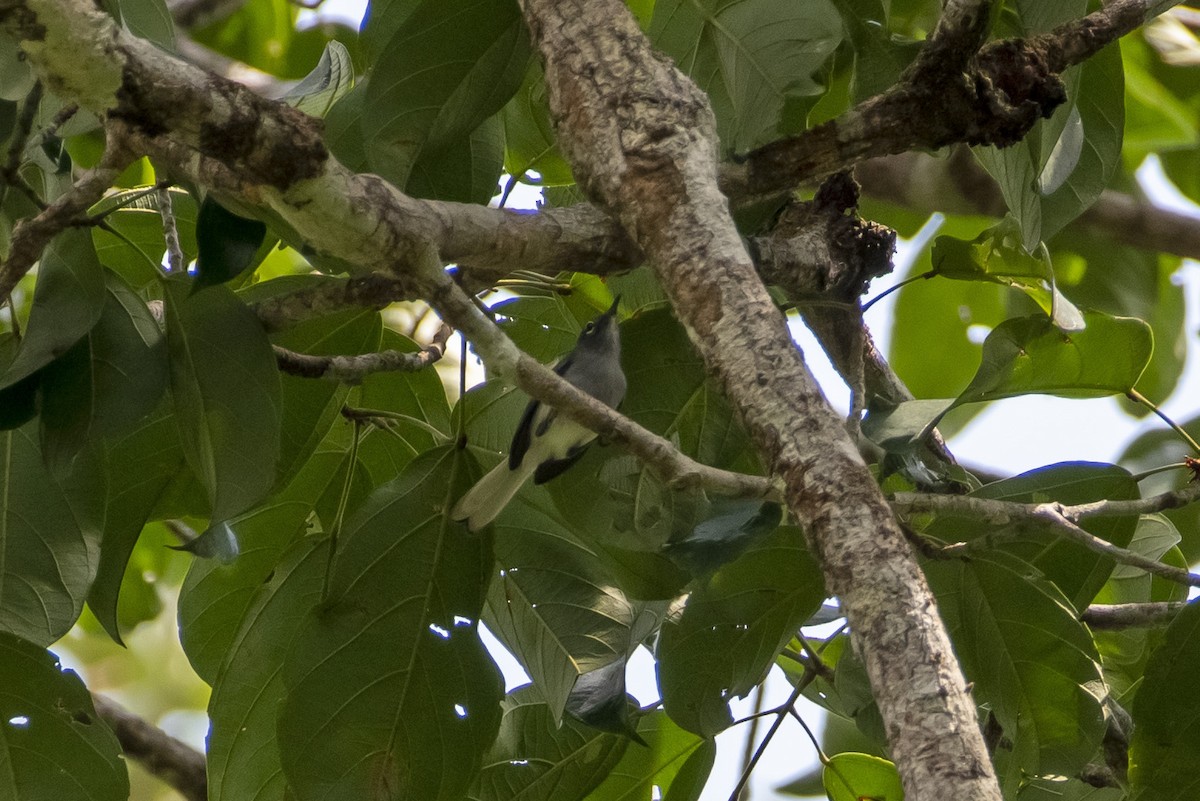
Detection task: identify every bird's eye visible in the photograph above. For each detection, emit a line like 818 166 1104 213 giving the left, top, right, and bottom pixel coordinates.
583 322 595 333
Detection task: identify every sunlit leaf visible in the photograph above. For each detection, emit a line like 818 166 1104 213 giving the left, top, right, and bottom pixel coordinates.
823 752 903 801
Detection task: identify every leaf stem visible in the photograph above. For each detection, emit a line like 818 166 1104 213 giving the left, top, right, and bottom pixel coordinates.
1127 389 1200 453
861 270 935 313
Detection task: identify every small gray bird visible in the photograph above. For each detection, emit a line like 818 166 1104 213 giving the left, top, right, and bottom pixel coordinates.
452 298 626 531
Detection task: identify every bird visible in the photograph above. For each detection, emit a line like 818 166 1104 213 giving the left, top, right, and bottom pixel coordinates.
452 297 626 531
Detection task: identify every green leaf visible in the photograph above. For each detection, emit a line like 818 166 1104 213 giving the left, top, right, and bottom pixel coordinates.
0 335 39 430
352 327 453 485
164 277 281 521
1129 600 1200 800
117 0 176 50
86 407 187 644
279 447 502 801
91 186 199 291
270 308 381 491
1092 514 1186 697
193 197 268 292
932 217 1083 330
964 462 1140 610
830 0 920 102
924 553 1106 788
956 311 1152 407
663 498 783 575
405 112 506 204
564 658 646 743
501 63 573 186
207 539 327 801
887 213 1008 405
178 481 317 683
0 229 105 390
284 40 355 118
38 273 168 473
362 0 530 187
974 40 1124 250
484 487 653 721
0 424 104 645
585 710 715 801
658 526 825 736
471 688 628 801
649 0 843 152
0 633 128 801
822 753 903 801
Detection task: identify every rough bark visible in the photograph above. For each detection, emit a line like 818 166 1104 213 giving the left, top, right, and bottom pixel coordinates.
517 1 1001 798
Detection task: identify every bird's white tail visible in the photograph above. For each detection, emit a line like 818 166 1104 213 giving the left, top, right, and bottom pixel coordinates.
451 458 536 532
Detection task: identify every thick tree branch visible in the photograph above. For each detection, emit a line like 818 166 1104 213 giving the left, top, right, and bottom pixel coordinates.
726 0 1175 204
856 148 1200 262
92 695 207 801
519 1 1000 798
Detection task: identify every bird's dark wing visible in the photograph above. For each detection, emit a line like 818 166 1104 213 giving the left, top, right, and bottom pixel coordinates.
509 398 540 469
532 444 590 484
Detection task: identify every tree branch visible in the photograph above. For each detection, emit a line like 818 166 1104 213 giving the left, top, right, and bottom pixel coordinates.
91 695 207 801
518 1 1000 798
0 139 133 303
1081 602 1185 629
273 323 452 380
726 0 1173 204
894 483 1200 587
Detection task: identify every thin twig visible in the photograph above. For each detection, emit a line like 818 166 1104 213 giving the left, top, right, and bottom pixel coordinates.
1081 602 1186 630
894 485 1200 587
273 323 453 381
157 183 184 272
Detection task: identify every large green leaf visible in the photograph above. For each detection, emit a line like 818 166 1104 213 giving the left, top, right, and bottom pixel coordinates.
484 487 649 721
86 406 187 644
0 634 128 801
830 0 920 102
931 216 1083 330
164 277 281 521
404 112 506 204
193 197 268 291
956 311 1152 406
649 0 843 152
362 0 529 188
887 213 1008 405
0 229 105 390
822 753 903 801
471 688 629 801
1129 600 1200 800
207 539 326 801
657 526 825 736
974 36 1124 250
1091 514 1186 697
279 447 502 801
284 40 356 118
584 710 715 801
116 0 175 50
177 454 333 683
38 273 168 474
501 63 574 186
924 553 1107 789
0 424 103 645
269 308 381 491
